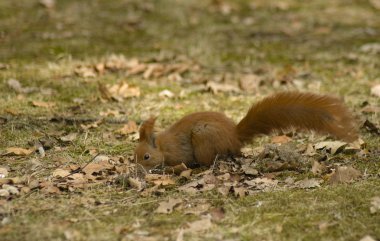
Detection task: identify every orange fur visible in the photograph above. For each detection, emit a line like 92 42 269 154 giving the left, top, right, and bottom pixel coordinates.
237 92 357 143
134 92 358 171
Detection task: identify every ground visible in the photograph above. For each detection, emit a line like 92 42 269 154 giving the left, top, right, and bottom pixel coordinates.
0 0 380 240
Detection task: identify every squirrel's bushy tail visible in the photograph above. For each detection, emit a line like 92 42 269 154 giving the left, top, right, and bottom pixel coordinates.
236 92 358 143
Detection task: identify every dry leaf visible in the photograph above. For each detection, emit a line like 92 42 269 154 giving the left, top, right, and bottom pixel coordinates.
360 43 380 54
94 63 105 74
74 65 96 78
284 177 295 185
370 84 380 97
164 163 188 175
99 109 121 117
116 121 138 135
2 184 19 195
31 101 55 108
98 83 113 100
217 186 231 196
67 173 87 185
184 218 212 233
179 169 192 179
60 133 78 142
318 221 337 233
245 177 278 186
5 147 35 156
328 166 361 185
241 164 259 176
315 141 347 154
82 162 113 175
369 0 380 9
127 177 145 190
361 105 380 113
304 143 317 156
233 186 248 197
39 0 55 9
206 81 240 94
0 63 9 70
296 178 322 189
0 189 10 197
80 120 102 130
209 207 225 222
158 89 175 98
143 64 165 79
370 196 380 214
183 203 211 215
145 174 176 186
360 235 377 241
40 182 60 194
7 79 38 94
311 160 326 175
104 54 129 70
271 135 292 144
0 167 9 178
239 74 261 93
107 82 140 101
128 63 147 75
155 198 183 214
52 168 70 178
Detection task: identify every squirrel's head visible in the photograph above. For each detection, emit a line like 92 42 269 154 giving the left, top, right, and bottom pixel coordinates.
134 117 164 171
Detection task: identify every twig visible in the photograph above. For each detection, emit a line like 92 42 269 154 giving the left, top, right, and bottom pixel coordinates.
60 153 101 179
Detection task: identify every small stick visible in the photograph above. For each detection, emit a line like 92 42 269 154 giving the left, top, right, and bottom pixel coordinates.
60 153 101 179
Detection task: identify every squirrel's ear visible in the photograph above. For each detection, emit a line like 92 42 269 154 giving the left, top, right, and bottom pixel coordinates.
139 117 156 144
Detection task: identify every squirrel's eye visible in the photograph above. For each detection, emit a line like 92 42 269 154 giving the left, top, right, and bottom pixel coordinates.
143 153 150 160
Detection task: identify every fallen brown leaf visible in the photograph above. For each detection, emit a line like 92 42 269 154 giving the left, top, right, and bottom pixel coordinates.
296 178 322 189
209 207 225 222
7 79 38 94
271 135 292 144
107 82 140 101
116 121 138 135
31 101 55 108
0 167 9 178
52 168 71 178
233 186 248 197
74 65 96 78
80 120 102 130
315 141 347 154
158 89 175 98
99 109 122 117
206 81 240 94
328 166 361 185
5 147 35 156
311 160 326 175
39 0 55 9
370 196 380 214
239 74 261 93
369 0 380 9
155 198 183 214
370 84 380 97
60 133 78 142
145 174 176 186
183 202 211 215
360 235 377 241
183 218 212 233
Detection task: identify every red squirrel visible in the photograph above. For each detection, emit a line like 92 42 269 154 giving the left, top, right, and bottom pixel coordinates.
134 92 358 171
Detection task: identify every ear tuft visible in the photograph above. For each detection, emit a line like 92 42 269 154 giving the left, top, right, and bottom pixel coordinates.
139 117 156 144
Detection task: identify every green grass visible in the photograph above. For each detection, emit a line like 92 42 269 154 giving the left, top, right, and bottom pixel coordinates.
1 0 379 240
